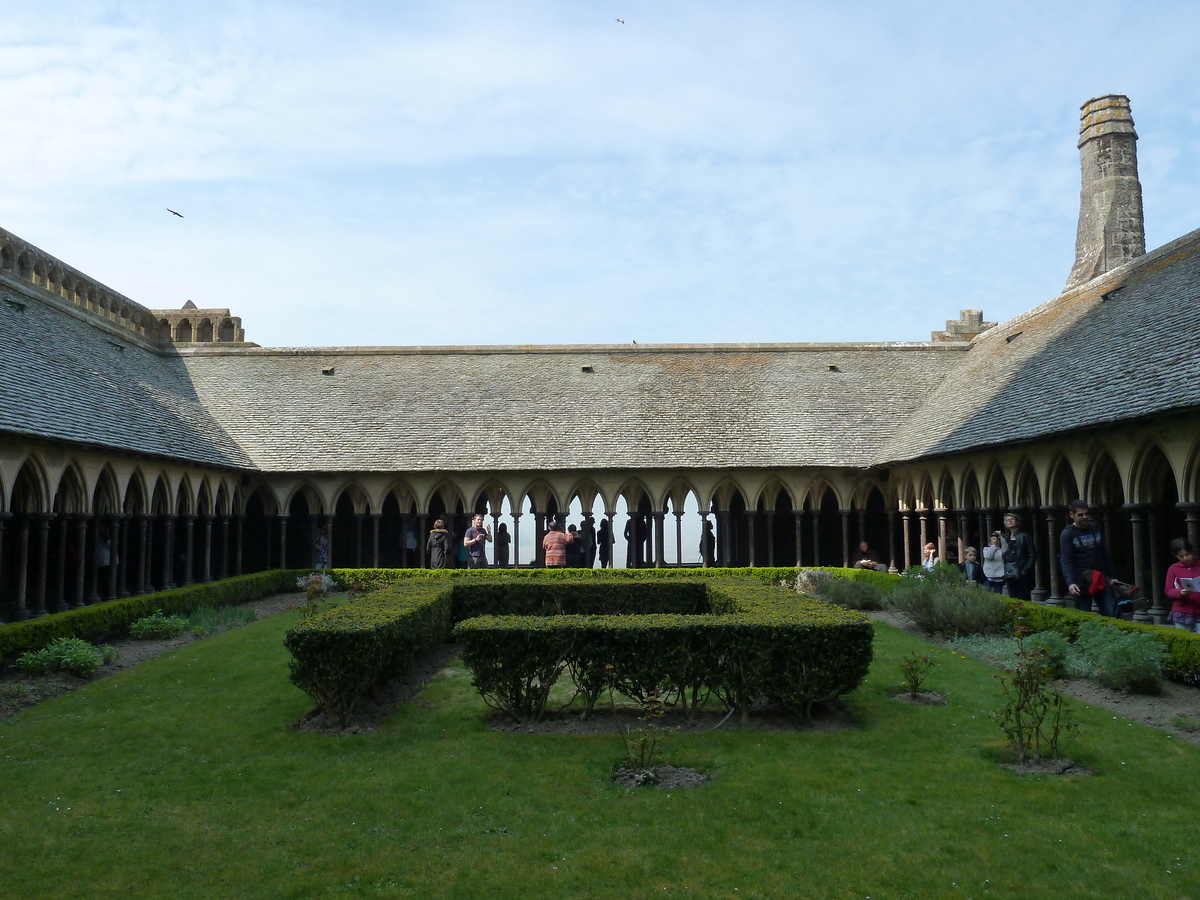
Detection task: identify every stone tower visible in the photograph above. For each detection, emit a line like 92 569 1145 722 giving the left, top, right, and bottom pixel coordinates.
1064 94 1146 291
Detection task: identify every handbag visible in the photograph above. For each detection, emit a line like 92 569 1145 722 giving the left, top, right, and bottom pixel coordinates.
1004 561 1020 579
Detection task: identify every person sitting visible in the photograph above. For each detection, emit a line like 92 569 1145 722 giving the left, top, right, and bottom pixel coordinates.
853 540 885 571
958 546 988 586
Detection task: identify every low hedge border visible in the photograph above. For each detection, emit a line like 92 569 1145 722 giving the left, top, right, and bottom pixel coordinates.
1007 599 1200 683
0 570 298 663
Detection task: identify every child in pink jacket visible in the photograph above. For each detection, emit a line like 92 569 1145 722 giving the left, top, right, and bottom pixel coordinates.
1164 538 1200 632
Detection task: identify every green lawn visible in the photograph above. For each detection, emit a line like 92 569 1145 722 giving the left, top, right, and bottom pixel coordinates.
1 603 1197 900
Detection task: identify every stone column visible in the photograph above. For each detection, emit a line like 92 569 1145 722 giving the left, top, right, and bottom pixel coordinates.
1181 503 1200 553
1042 506 1064 607
73 516 89 607
52 515 69 612
182 515 195 586
887 511 898 574
371 514 382 568
107 515 121 600
163 515 177 589
235 514 245 575
810 508 820 567
13 515 30 620
764 510 775 567
31 514 51 616
117 515 131 597
936 509 948 564
536 512 548 567
87 516 102 603
201 515 213 582
417 515 427 568
747 510 757 568
956 509 969 560
219 516 231 579
135 516 149 594
277 515 289 569
901 510 912 571
674 511 684 567
1126 504 1149 620
793 510 804 568
323 515 334 569
918 510 928 561
1147 507 1167 625
0 514 7 610
718 509 732 568
840 510 851 569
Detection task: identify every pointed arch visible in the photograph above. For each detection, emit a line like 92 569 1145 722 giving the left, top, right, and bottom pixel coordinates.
174 476 195 516
53 462 87 515
123 469 149 515
984 463 1009 510
11 456 50 513
93 465 121 515
1045 454 1080 506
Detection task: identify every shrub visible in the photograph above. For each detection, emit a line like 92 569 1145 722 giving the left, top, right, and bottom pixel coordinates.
899 651 937 699
15 638 106 678
129 612 187 640
890 564 1008 637
1028 631 1071 677
816 577 885 611
992 637 1080 762
15 648 54 676
1074 620 1166 694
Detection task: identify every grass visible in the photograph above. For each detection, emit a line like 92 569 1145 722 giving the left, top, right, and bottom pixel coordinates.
2 604 1199 899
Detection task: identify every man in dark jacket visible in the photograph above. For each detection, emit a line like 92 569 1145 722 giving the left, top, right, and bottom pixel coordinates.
1060 500 1117 617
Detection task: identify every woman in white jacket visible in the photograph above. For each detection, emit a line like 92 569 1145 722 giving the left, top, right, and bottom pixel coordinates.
981 532 1006 593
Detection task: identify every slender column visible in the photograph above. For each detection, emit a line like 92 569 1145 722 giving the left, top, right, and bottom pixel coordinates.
135 516 149 594
235 514 245 575
674 511 683 567
511 512 521 568
793 510 804 567
536 512 548 567
277 515 289 569
765 510 775 567
901 510 912 570
1042 506 1064 607
984 507 998 537
719 509 733 567
143 514 155 590
53 515 69 611
106 515 121 600
201 515 213 582
840 509 851 568
936 509 948 564
354 513 364 567
117 514 131 597
323 515 334 568
73 516 89 606
31 515 51 616
956 509 968 560
1127 505 1149 620
371 514 382 568
87 516 102 603
653 511 665 569
417 515 427 568
746 510 757 568
0 515 7 611
182 515 196 585
13 516 30 620
887 511 898 574
918 510 929 560
1181 503 1200 552
219 516 231 579
811 508 820 567
1148 507 1167 625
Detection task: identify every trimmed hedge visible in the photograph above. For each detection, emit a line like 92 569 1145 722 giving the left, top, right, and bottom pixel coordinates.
284 580 454 727
1007 600 1200 684
453 576 873 723
0 570 297 663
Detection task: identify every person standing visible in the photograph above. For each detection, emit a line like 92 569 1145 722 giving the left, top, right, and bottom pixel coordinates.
958 547 987 586
597 518 612 569
464 513 491 569
1002 512 1037 601
921 542 938 571
1164 538 1200 632
495 523 511 568
981 532 1006 593
700 520 716 566
426 518 452 570
1060 500 1117 616
542 520 575 568
581 513 597 568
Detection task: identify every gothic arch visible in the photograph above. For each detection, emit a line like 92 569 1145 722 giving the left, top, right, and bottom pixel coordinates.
756 476 795 510
383 480 417 515
175 477 195 516
123 470 149 515
196 481 213 516
92 466 121 515
214 483 230 517
803 477 842 510
984 463 1009 509
283 482 324 517
1045 454 1080 506
425 480 467 516
11 456 50 513
563 477 603 513
473 480 512 516
53 463 87 515
1012 459 1041 508
332 481 371 515
1129 438 1181 506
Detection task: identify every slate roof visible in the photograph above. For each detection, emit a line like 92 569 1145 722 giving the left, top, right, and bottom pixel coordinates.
174 343 966 472
0 280 253 469
880 226 1200 463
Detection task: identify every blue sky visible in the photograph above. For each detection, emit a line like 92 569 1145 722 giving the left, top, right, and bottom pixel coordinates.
2 0 1198 348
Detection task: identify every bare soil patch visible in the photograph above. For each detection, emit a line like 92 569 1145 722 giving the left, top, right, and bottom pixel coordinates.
891 691 947 706
612 765 712 789
1001 758 1093 777
0 592 309 720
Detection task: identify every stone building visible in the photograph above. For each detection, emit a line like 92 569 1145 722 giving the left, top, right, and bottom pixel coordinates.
1 95 1197 625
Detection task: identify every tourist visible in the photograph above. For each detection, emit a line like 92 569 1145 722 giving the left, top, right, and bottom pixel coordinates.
921 542 938 571
1164 538 1200 632
597 518 612 568
1060 500 1116 616
700 519 716 566
495 523 511 568
581 513 597 568
463 513 491 569
981 531 1006 593
542 520 575 568
426 518 452 569
958 546 987 586
853 540 881 570
566 524 584 567
1002 512 1037 601
314 525 329 569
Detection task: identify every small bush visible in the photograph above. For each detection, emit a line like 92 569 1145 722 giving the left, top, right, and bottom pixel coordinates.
15 648 54 676
1074 620 1165 694
816 577 885 611
129 611 188 640
899 651 937 699
1028 631 1070 677
891 564 1007 637
992 637 1080 762
16 638 105 678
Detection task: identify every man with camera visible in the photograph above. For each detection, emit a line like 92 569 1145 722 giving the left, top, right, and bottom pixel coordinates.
464 513 492 569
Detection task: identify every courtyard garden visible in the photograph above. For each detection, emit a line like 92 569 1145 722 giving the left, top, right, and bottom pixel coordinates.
1 568 1198 899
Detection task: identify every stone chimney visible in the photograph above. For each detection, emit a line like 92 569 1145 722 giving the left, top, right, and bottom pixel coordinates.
931 310 995 342
1064 95 1146 291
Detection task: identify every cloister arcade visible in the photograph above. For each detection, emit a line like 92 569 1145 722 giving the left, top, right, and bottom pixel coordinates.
2 412 1198 626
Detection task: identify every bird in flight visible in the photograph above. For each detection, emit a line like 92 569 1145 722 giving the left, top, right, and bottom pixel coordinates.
167 209 184 218
615 18 624 24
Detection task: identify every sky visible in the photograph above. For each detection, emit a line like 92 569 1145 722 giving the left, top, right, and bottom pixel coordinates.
2 0 1198 349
